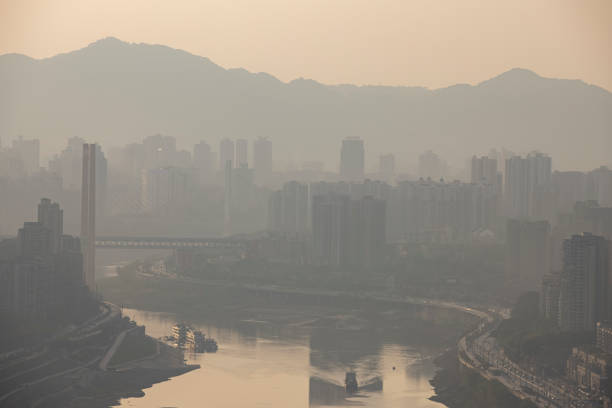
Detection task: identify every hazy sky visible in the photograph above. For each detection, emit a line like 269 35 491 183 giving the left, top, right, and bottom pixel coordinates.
1 0 611 90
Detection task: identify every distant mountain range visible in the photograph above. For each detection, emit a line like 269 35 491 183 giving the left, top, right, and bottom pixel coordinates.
1 37 610 171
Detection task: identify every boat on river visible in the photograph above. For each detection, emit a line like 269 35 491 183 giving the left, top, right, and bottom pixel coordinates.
169 323 218 353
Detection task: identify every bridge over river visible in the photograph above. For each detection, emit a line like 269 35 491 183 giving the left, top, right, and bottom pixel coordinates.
95 236 246 249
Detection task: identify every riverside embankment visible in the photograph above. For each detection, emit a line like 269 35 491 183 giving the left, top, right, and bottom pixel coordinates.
0 301 197 408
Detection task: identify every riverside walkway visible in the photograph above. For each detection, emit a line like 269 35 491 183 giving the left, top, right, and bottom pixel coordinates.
458 310 598 408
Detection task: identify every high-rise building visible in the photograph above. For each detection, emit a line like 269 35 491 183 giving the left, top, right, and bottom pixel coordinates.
267 181 309 235
379 154 395 183
488 148 515 182
540 271 561 322
418 150 446 181
141 167 195 213
312 193 350 266
505 219 550 289
95 146 108 217
1 200 87 320
504 152 552 219
81 144 96 291
253 137 273 185
0 147 23 180
268 192 282 233
49 137 86 190
339 137 365 182
549 201 612 271
193 141 214 184
108 135 180 183
224 159 232 236
107 142 145 181
572 201 612 240
387 179 499 243
38 198 63 254
504 156 530 219
527 152 552 219
236 139 248 168
143 134 178 169
229 165 254 211
558 233 610 332
219 138 235 171
471 156 498 185
597 322 612 355
589 166 612 207
11 136 40 176
347 196 386 267
565 347 612 394
222 159 257 235
311 192 387 267
17 222 52 258
49 138 108 216
552 171 589 216
17 199 66 258
527 151 552 189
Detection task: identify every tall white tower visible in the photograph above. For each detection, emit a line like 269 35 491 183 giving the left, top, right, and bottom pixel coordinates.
81 143 96 290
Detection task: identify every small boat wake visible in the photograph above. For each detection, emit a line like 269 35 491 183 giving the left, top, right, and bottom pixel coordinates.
308 372 383 406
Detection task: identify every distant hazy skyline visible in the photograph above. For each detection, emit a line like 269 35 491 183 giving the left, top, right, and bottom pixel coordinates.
1 0 611 91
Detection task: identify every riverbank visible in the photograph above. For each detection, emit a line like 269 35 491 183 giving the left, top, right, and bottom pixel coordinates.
23 338 198 408
113 307 449 408
99 270 479 350
98 262 534 408
0 299 198 408
98 269 508 407
430 348 536 408
67 340 199 408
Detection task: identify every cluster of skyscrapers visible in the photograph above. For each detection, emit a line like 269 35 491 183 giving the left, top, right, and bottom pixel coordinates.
0 139 99 325
108 135 273 217
264 138 612 302
1 132 611 294
0 199 89 320
312 193 386 267
0 136 40 179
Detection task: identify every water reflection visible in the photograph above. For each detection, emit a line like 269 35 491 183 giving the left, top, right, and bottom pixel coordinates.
115 308 444 408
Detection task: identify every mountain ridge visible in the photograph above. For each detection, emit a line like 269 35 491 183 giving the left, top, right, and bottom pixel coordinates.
4 37 606 93
1 37 610 171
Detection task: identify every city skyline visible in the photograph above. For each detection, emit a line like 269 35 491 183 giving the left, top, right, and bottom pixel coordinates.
1 4 612 406
1 37 610 173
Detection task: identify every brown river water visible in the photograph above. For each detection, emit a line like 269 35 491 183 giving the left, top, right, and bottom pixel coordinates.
114 308 445 408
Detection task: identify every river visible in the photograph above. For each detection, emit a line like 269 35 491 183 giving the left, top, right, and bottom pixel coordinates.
113 308 445 408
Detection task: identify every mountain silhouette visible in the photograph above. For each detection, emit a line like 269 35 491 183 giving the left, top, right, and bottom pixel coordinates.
1 37 610 171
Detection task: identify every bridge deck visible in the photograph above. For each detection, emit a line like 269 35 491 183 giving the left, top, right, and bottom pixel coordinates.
95 237 245 249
